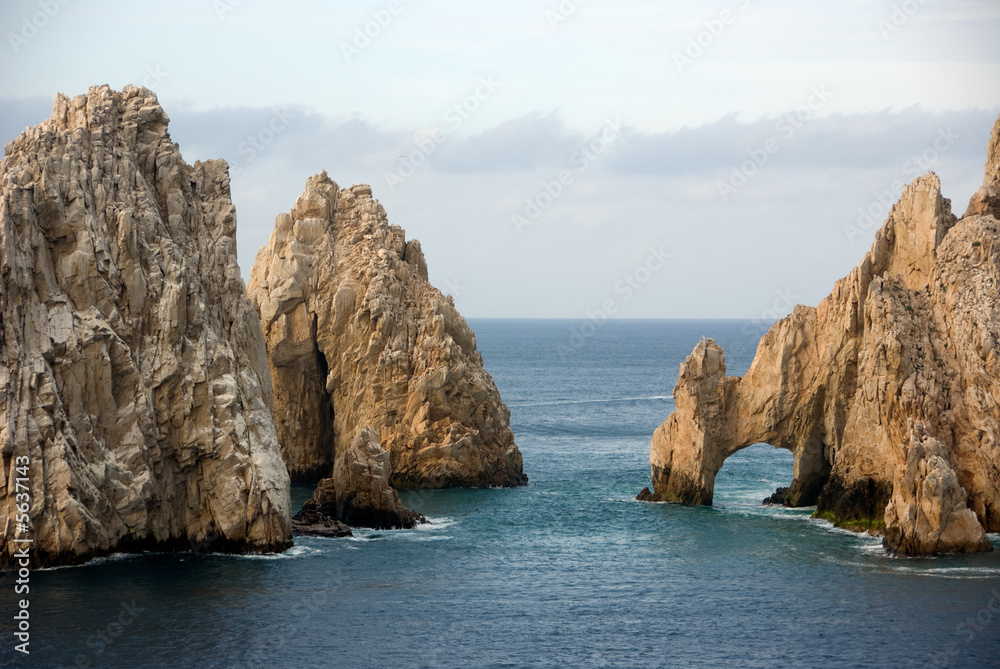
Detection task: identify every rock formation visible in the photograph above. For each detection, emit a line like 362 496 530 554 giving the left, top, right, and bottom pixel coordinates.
882 422 991 555
639 115 1000 556
0 86 292 568
312 426 424 530
247 173 526 498
291 501 353 538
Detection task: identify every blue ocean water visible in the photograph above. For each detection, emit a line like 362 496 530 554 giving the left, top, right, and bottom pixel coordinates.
4 320 1000 668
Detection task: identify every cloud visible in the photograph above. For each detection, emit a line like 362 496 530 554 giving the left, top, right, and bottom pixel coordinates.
2 96 996 319
152 103 999 183
434 112 582 172
607 108 997 175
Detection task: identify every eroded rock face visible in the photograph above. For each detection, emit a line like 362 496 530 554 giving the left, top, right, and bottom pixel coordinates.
639 115 1000 555
313 426 423 530
883 422 992 556
247 173 526 492
0 86 292 568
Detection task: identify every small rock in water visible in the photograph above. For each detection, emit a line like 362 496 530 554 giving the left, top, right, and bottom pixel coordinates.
292 500 353 538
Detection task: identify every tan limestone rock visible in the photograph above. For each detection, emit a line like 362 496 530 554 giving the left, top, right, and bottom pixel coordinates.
639 115 1000 556
0 86 292 568
883 422 992 555
313 426 423 530
247 174 526 492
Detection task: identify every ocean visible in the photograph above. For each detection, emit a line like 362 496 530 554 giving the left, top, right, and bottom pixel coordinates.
4 319 999 668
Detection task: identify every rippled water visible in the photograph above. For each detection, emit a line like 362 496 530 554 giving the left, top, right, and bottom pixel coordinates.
4 320 999 668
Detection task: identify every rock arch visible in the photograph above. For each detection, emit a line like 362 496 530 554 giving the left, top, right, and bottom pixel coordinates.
637 336 834 509
638 125 1000 557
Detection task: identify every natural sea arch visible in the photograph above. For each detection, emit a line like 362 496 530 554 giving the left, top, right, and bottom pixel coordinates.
712 443 796 505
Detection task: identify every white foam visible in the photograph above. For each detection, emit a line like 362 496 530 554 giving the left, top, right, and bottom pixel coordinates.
36 551 142 571
417 516 456 530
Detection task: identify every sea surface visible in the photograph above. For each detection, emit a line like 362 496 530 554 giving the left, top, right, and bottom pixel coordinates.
4 320 999 668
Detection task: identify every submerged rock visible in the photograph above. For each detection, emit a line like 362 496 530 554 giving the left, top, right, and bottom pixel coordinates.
0 86 292 568
762 487 791 506
639 114 1000 556
247 173 527 497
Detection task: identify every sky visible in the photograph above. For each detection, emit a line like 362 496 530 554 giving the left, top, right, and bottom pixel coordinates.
1 0 999 320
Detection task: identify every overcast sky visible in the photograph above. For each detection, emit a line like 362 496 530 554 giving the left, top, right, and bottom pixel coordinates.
2 0 998 319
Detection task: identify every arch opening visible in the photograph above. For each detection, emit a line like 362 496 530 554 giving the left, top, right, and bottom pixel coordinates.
714 437 832 508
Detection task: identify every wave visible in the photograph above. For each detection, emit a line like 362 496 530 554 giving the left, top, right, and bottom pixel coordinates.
35 551 144 571
416 516 456 530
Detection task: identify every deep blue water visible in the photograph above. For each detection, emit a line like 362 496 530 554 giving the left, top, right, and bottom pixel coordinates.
4 320 1000 668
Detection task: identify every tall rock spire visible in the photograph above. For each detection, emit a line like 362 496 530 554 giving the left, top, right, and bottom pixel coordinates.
0 86 292 568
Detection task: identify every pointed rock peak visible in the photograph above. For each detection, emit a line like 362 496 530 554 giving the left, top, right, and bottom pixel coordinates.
44 85 168 137
964 113 1000 219
682 338 726 380
315 169 336 186
248 176 527 491
868 172 956 292
293 174 338 221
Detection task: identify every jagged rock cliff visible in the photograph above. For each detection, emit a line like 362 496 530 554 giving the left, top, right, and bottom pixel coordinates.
639 116 1000 556
0 86 292 568
247 173 526 498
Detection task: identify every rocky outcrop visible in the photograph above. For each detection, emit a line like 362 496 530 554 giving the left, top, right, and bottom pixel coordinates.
312 426 424 530
291 501 353 538
639 115 1000 556
883 422 992 555
0 86 292 568
247 173 526 493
